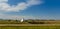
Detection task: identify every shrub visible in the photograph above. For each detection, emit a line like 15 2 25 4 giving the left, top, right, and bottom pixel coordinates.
28 21 45 24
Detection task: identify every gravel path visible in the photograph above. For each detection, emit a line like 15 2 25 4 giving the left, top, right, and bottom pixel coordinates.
0 24 59 26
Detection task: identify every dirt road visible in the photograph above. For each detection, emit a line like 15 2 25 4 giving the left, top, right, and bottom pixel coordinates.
0 24 59 26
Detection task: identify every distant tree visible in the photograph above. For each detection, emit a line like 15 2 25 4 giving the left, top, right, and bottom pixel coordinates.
28 21 45 24
8 20 11 22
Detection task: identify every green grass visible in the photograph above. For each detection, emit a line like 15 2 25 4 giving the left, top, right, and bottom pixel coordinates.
0 26 60 29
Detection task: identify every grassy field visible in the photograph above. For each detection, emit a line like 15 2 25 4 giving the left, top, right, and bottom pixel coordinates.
0 26 60 29
0 20 60 29
0 20 60 24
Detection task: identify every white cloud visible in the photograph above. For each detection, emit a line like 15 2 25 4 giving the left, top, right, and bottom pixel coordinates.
27 0 42 6
0 0 43 12
0 0 43 19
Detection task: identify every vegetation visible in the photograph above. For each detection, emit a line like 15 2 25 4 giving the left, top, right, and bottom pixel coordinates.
0 19 59 24
0 26 60 29
0 19 59 29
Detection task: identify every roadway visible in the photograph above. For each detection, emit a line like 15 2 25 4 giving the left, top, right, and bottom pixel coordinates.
0 24 59 26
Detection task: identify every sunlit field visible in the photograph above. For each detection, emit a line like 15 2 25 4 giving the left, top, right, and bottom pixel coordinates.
0 26 60 29
0 20 60 29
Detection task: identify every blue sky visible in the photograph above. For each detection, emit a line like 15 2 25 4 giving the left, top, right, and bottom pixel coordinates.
0 0 60 19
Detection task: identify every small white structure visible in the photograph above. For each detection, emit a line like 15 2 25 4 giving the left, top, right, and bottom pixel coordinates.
20 18 24 22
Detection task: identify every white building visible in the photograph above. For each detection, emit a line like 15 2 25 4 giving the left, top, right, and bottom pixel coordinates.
20 18 24 22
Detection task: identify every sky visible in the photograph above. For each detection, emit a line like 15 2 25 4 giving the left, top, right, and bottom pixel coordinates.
0 0 60 19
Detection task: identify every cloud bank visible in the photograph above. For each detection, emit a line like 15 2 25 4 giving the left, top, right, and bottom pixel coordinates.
0 0 43 19
0 14 40 19
0 0 43 12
